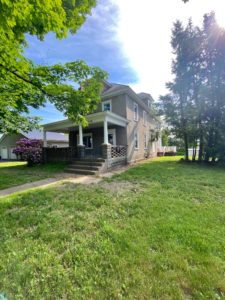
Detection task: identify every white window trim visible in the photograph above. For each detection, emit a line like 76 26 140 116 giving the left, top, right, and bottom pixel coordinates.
77 132 93 149
134 130 139 150
102 99 112 112
144 133 148 149
143 111 147 126
134 102 139 121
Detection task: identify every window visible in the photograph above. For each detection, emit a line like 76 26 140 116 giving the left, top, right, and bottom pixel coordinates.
102 100 112 112
77 133 93 149
134 131 139 149
144 133 148 149
143 111 147 126
134 103 139 121
148 100 151 108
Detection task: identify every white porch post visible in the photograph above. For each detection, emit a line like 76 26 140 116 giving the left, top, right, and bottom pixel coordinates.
78 124 84 146
43 130 47 147
103 118 108 144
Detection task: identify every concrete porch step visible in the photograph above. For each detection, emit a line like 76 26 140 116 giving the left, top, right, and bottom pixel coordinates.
73 158 105 163
70 162 103 167
65 168 97 175
65 158 106 175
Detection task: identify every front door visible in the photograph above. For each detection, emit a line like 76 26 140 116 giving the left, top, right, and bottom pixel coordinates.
108 129 116 146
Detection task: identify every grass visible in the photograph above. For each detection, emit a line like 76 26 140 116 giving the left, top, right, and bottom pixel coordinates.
1 157 225 299
0 161 66 190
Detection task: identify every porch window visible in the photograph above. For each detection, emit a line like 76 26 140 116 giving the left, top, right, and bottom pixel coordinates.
143 111 147 126
134 130 139 149
102 100 112 112
77 133 93 149
134 103 138 121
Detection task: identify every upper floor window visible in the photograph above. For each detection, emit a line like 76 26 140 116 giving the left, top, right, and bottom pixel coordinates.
102 100 112 112
143 111 147 126
134 130 139 149
134 102 139 121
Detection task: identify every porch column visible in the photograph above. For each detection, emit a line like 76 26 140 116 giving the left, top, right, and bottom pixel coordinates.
78 124 84 146
102 118 111 162
78 124 85 158
103 119 109 144
43 130 47 147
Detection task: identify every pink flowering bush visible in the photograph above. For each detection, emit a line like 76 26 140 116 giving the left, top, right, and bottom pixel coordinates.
13 138 43 166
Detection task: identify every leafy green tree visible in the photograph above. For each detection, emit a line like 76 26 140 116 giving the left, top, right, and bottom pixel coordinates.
0 0 108 133
160 13 225 163
161 128 169 146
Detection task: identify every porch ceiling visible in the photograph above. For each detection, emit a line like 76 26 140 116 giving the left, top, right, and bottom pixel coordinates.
43 111 129 133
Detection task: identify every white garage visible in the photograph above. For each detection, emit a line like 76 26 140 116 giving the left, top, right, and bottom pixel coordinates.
10 148 17 159
1 147 8 159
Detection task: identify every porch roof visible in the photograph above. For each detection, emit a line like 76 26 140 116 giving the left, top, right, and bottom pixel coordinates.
43 111 129 133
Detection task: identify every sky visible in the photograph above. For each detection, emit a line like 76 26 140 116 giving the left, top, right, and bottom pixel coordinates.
26 0 225 124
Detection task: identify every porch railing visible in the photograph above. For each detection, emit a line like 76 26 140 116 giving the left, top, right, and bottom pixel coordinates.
42 147 77 163
111 145 127 158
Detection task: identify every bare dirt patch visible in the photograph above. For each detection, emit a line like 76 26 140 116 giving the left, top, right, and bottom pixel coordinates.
99 180 140 195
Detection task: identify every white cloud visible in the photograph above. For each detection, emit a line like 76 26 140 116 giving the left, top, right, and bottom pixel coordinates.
112 0 225 99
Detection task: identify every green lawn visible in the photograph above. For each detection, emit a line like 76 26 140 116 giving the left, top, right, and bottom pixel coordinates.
1 157 225 299
0 161 66 190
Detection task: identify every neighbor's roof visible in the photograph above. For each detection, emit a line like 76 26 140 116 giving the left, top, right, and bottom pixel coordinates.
21 130 68 142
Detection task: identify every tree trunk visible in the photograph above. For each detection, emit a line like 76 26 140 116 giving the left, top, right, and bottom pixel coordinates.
198 133 203 162
184 132 189 161
192 139 197 161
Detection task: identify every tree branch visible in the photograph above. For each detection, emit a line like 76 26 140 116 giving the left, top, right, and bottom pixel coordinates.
0 63 50 96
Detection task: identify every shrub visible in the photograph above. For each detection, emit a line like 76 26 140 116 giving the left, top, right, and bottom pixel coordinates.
13 138 42 166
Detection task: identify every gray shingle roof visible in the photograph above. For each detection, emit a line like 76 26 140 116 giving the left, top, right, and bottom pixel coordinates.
137 92 153 100
101 83 129 97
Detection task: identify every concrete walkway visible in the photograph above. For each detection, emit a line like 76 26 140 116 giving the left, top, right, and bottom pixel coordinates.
0 164 131 198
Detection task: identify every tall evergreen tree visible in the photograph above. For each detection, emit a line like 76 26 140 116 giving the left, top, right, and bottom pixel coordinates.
160 13 225 163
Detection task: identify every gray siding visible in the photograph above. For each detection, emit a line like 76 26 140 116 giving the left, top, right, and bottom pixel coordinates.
125 94 160 162
95 94 127 118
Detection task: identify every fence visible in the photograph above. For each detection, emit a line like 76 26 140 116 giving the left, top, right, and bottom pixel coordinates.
43 147 77 163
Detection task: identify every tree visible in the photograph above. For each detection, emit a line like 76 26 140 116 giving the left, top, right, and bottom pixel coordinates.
160 20 201 160
0 0 107 133
160 13 225 163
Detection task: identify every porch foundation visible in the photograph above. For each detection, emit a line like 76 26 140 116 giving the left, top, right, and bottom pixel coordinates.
101 143 111 160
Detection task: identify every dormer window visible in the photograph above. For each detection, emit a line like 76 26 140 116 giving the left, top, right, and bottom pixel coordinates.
102 100 112 112
134 102 139 121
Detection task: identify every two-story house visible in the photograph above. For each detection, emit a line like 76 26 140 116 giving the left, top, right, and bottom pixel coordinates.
43 81 162 174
